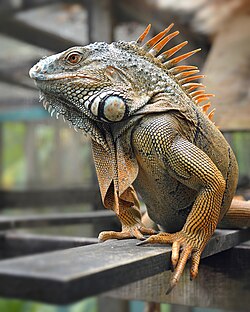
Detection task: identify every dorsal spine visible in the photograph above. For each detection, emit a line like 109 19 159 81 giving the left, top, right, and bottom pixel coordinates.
135 24 215 120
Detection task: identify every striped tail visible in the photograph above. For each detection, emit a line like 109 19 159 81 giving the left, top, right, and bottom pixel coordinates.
219 199 250 228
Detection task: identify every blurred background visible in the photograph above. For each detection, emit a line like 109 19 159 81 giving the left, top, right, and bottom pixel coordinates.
0 0 249 311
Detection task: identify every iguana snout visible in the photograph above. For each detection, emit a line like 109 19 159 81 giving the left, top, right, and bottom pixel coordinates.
29 52 65 81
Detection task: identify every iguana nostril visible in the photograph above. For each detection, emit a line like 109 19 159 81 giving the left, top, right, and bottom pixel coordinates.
29 62 45 78
34 64 41 72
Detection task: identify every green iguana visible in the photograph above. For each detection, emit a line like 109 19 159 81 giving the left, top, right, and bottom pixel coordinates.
29 24 250 293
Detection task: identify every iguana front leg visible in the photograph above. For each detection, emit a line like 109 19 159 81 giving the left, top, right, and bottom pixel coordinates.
138 136 226 293
98 206 157 241
98 185 157 241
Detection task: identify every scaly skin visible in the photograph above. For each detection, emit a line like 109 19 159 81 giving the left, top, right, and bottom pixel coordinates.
29 24 248 293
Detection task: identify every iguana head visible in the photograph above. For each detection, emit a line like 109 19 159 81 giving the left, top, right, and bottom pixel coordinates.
29 42 154 123
29 24 213 146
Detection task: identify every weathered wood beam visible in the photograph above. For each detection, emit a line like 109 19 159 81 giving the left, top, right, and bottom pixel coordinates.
0 229 248 304
0 232 98 259
0 17 79 51
0 74 35 90
107 242 250 311
0 63 37 90
0 0 87 13
0 0 60 12
0 187 102 209
0 210 115 230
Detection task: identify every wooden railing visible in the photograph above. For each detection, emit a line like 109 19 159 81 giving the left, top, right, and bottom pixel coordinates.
0 225 248 310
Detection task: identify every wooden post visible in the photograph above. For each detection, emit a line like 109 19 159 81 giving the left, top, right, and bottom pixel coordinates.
202 14 250 189
87 0 113 43
202 14 250 131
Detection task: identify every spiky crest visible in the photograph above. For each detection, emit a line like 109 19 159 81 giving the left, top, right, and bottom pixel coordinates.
136 24 151 44
190 90 205 97
169 65 198 75
135 24 215 120
201 102 211 113
175 69 200 80
143 23 174 52
148 31 179 56
158 41 188 61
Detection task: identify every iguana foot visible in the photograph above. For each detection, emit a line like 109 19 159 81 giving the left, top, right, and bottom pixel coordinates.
98 224 157 241
137 231 203 294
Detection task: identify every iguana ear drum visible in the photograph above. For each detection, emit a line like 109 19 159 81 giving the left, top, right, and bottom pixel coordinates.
90 94 127 122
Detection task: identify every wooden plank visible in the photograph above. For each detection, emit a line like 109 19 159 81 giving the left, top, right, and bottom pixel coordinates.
0 17 79 51
0 232 98 259
106 243 250 311
0 210 116 230
10 2 88 49
0 60 37 90
0 0 64 13
0 229 248 304
0 187 102 208
0 69 35 90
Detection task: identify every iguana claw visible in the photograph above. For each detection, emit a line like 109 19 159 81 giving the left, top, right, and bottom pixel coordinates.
98 225 157 241
137 231 202 293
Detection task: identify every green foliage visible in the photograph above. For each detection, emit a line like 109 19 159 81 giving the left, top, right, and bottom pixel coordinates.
232 132 250 177
0 298 25 312
1 121 92 189
0 297 97 312
160 303 171 312
2 122 26 188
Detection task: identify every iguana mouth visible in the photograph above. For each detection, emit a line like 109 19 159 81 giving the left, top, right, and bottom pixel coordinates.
44 73 100 82
29 63 100 82
33 72 100 82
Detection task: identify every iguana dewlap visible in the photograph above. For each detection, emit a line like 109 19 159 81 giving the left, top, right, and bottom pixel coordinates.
29 24 250 293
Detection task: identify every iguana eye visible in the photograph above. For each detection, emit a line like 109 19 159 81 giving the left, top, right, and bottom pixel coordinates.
66 52 82 64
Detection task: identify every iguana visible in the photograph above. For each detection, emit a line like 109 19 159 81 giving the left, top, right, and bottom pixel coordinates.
29 24 250 293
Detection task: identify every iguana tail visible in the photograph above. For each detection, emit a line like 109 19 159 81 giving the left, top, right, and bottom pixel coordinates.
219 199 250 228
